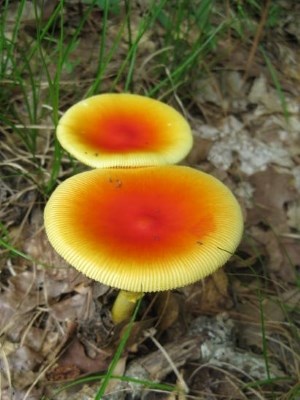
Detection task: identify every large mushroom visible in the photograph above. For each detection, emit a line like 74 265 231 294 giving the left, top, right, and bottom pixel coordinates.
44 166 243 323
56 93 193 168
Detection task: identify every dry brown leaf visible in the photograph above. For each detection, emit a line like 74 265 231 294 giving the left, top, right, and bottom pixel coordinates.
7 345 43 372
50 292 95 322
216 38 263 77
186 136 213 166
0 292 34 340
8 270 43 296
47 383 98 400
0 267 93 339
57 338 111 375
46 364 81 381
190 367 246 400
24 227 70 269
249 226 298 282
22 327 59 356
154 292 181 332
1 386 42 400
248 74 283 113
184 269 231 314
287 199 300 231
114 319 156 352
281 287 300 308
249 167 296 227
235 289 300 351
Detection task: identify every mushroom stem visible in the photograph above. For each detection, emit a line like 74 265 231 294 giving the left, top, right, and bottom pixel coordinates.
112 290 144 324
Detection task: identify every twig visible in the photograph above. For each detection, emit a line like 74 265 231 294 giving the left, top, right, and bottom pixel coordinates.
144 329 189 394
243 0 272 81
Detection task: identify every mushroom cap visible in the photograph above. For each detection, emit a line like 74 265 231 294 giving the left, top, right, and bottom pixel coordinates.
44 166 243 292
57 94 193 168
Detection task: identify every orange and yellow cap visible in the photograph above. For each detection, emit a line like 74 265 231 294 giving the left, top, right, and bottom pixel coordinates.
44 166 243 292
57 94 193 168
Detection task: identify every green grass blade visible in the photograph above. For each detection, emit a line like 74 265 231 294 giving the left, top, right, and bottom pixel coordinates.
50 374 175 399
94 297 143 399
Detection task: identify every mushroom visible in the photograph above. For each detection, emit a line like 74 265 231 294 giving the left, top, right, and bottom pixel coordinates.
56 93 193 168
44 166 243 323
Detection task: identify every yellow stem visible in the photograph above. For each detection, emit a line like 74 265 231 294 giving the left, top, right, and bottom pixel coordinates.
111 290 144 324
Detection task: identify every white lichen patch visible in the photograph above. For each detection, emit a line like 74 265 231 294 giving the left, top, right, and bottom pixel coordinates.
235 181 255 208
208 132 291 174
196 115 293 175
188 313 283 380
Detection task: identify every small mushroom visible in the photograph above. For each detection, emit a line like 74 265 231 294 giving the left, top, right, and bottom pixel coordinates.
44 166 243 323
57 93 193 168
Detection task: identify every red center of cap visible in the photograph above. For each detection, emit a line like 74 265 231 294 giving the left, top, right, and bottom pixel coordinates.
134 214 160 236
86 113 154 152
80 178 216 263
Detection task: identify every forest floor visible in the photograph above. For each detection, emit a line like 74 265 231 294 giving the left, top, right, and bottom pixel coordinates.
0 1 300 399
